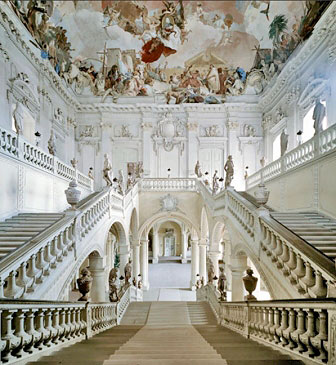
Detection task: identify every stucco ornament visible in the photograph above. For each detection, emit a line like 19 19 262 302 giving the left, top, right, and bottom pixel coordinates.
160 194 178 212
154 112 185 152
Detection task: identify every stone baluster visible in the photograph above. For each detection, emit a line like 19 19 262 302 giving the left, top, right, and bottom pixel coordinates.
293 255 306 293
279 243 290 274
282 308 296 349
1 310 21 362
25 309 42 352
70 308 78 338
266 308 275 341
45 308 58 345
17 262 33 292
13 309 32 357
44 242 56 268
4 270 24 299
36 247 49 276
63 227 72 251
35 309 51 349
267 233 277 257
300 262 315 296
58 233 68 257
27 254 43 285
311 310 328 361
272 237 283 265
285 248 297 282
269 308 281 343
51 237 62 263
52 308 64 344
310 271 327 298
276 308 289 346
291 308 306 353
299 309 317 357
261 307 269 340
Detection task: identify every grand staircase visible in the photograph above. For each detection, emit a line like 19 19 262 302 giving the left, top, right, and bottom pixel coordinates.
271 211 336 260
28 301 304 365
0 213 64 259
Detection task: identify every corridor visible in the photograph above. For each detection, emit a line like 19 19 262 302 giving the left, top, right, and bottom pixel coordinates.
28 302 304 365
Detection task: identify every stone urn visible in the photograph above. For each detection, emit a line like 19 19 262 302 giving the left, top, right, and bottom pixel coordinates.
65 179 81 209
254 183 270 206
77 268 92 301
243 268 258 301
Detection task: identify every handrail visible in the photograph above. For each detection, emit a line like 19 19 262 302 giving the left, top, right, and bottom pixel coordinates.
140 178 197 191
246 122 336 189
198 285 336 364
0 282 135 363
0 125 93 191
0 185 133 300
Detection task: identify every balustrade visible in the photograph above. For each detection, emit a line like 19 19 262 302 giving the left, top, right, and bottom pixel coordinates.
140 178 197 191
246 122 336 189
0 300 118 363
0 126 19 158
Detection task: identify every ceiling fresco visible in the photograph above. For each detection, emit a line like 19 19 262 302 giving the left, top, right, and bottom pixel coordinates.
7 1 331 103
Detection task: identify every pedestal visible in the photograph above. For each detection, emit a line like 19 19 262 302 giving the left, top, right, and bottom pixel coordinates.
199 244 207 284
140 240 149 290
152 229 159 264
89 254 106 302
190 240 199 289
132 243 140 279
181 230 188 264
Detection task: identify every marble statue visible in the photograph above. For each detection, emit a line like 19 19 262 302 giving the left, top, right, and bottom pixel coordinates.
124 259 132 284
136 161 144 178
207 261 215 285
108 267 119 302
13 102 24 135
194 160 202 178
88 167 94 180
313 99 326 135
48 130 56 155
212 170 219 195
224 155 234 188
217 267 227 301
77 268 92 301
280 129 289 157
103 154 112 186
70 158 78 169
118 170 124 195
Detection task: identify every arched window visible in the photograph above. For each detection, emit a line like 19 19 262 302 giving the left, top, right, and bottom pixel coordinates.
11 102 36 144
302 101 327 143
272 133 281 161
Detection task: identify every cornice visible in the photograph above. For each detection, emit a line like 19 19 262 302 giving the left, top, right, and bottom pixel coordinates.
259 2 336 112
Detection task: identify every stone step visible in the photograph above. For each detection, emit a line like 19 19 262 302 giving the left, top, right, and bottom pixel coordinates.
0 232 36 237
18 213 63 216
0 222 50 227
309 240 336 245
0 246 22 253
103 360 227 365
115 349 218 354
0 236 31 241
110 354 222 359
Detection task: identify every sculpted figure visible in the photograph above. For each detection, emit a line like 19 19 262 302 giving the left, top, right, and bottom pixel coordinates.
77 268 92 301
124 259 132 284
194 160 202 178
212 170 219 194
88 167 94 180
313 99 326 135
103 154 112 186
207 261 215 284
217 267 227 301
118 169 124 195
108 267 119 302
224 155 234 188
13 102 24 135
280 129 289 157
48 130 56 155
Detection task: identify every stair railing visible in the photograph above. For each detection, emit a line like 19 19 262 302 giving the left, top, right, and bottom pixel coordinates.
0 187 129 300
198 285 336 365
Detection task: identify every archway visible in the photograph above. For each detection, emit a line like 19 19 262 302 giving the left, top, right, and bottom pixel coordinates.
138 211 200 299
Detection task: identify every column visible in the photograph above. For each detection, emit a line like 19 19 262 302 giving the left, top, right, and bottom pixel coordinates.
132 241 140 280
229 255 247 301
119 245 130 278
199 241 207 284
140 239 149 290
152 225 159 264
89 253 106 302
181 228 188 264
190 239 199 289
208 251 221 278
186 119 199 177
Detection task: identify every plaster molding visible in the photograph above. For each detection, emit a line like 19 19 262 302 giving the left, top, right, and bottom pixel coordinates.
0 41 9 61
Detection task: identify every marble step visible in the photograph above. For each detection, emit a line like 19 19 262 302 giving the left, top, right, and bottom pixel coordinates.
110 354 222 359
103 358 227 365
0 236 31 241
0 232 38 237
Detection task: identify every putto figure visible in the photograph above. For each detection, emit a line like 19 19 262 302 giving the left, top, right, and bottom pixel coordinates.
224 155 234 188
103 153 112 186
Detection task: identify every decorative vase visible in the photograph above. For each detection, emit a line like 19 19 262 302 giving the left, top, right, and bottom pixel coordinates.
77 268 92 301
254 183 270 206
65 179 81 209
243 268 258 301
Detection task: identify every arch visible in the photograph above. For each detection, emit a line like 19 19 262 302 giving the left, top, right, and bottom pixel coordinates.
230 243 275 299
103 219 128 254
211 221 225 252
139 211 200 240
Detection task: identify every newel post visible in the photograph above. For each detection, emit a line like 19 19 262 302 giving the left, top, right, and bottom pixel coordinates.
327 310 336 364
